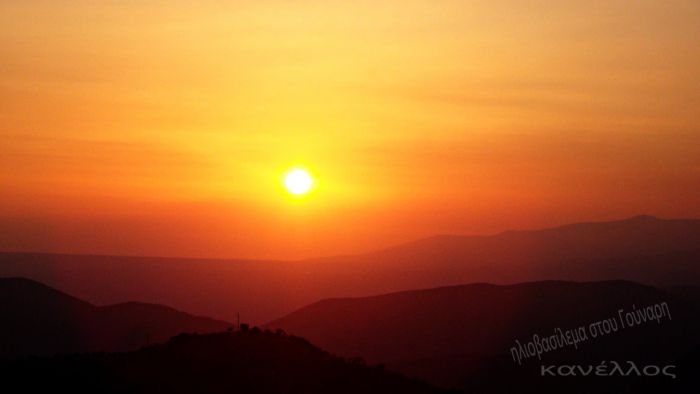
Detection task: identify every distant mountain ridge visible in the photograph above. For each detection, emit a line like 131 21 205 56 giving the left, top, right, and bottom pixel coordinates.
319 214 700 276
2 215 699 323
0 277 230 358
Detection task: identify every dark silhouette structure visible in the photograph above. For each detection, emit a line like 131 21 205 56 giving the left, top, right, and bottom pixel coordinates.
0 331 448 394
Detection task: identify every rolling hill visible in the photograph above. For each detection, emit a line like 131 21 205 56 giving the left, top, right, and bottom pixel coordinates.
1 215 699 323
266 280 700 391
0 331 448 394
0 277 230 358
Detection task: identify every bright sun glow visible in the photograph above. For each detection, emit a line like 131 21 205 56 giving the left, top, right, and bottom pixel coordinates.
284 168 314 195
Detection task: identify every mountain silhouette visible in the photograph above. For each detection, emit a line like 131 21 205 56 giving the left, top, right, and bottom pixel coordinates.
667 285 700 309
0 277 230 358
2 215 699 323
266 280 700 391
306 215 700 289
0 331 448 394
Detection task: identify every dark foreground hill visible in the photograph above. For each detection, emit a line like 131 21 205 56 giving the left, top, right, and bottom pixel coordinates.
1 216 699 324
267 280 700 392
0 277 230 358
0 331 448 394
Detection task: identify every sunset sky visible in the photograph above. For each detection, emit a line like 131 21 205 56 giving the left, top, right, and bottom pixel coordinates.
1 1 699 259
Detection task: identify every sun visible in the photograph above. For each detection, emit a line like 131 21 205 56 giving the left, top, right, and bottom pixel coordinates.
284 168 314 195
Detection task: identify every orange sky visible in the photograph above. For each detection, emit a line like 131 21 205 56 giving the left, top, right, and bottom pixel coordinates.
1 1 699 259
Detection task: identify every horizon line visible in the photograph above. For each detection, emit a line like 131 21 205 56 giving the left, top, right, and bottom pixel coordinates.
1 214 696 262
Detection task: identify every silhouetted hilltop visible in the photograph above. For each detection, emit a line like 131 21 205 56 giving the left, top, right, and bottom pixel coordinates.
2 216 699 323
666 285 700 309
0 278 230 358
267 280 700 392
0 331 448 394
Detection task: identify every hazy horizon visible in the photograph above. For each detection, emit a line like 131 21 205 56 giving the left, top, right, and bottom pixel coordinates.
0 213 695 260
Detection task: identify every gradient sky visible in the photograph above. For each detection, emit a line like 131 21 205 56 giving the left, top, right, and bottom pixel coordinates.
1 0 699 259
